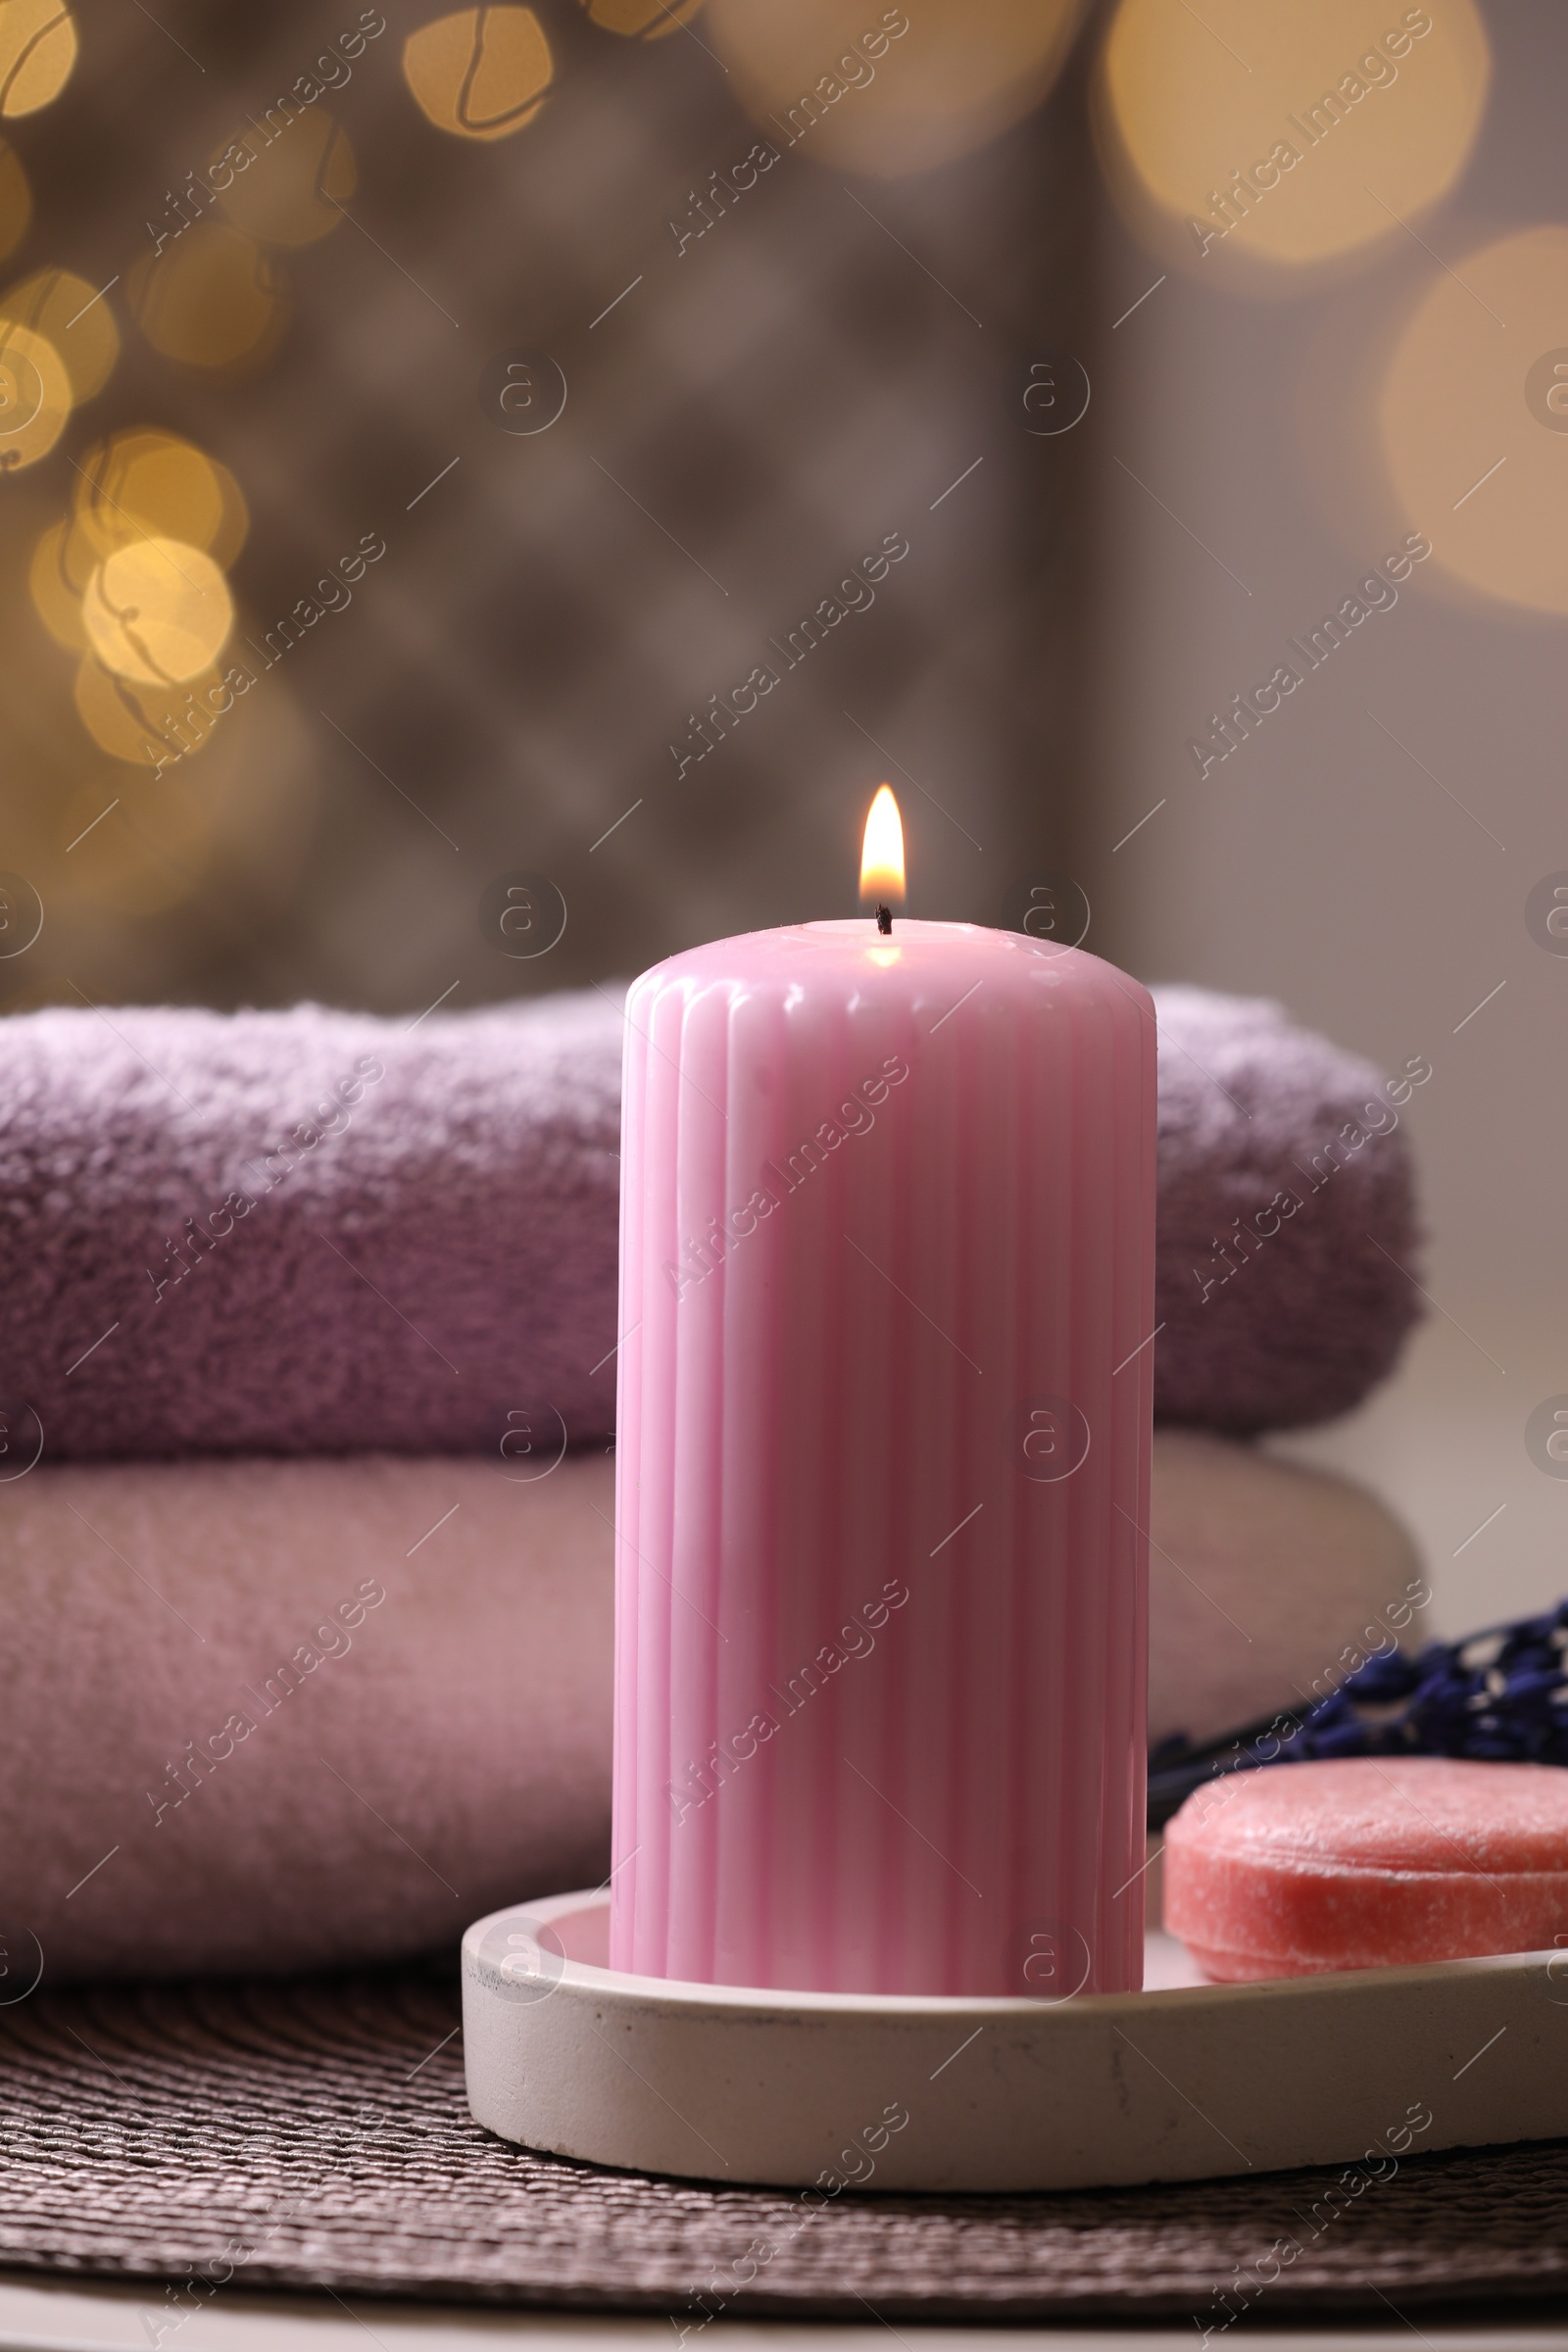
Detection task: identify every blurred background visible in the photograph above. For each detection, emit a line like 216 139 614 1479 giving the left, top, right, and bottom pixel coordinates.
0 0 1562 1636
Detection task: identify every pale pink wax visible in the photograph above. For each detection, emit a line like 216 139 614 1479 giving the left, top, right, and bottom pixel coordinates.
609 919 1156 1996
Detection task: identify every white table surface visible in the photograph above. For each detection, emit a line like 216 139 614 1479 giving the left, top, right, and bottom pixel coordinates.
0 2273 1563 2352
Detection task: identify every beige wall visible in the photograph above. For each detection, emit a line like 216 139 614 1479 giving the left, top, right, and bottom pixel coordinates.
1088 0 1568 1636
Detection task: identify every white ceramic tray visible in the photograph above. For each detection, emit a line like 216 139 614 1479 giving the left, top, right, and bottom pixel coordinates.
462 1888 1568 2193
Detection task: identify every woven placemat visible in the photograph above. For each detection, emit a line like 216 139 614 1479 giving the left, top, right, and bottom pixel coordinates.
4 1962 1568 2324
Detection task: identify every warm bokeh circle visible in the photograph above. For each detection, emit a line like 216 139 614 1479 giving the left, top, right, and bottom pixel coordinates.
1099 0 1490 281
708 0 1083 179
1380 225 1568 616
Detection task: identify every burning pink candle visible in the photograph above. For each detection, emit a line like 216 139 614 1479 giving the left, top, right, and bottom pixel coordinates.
610 792 1155 1996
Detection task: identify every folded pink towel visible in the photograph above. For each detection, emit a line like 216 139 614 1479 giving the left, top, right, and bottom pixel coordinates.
0 982 1419 1460
2 1452 614 1981
1147 1431 1424 1751
4 1437 1417 1982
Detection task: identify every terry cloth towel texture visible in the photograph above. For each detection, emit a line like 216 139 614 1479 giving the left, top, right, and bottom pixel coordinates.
4 1452 617 1983
1 989 625 1459
2 1964 1568 2316
1 1436 1414 1983
0 983 1419 1459
1145 1431 1421 1752
1152 985 1423 1431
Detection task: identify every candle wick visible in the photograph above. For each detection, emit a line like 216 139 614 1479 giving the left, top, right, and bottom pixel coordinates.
875 904 892 936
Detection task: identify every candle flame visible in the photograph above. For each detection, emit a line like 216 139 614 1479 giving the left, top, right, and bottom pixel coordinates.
859 784 905 909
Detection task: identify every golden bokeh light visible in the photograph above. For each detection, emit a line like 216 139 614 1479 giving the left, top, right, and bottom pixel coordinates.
0 267 117 401
0 138 29 262
708 0 1081 179
28 517 87 647
403 7 553 140
0 0 76 118
1380 225 1568 617
82 538 234 686
0 484 308 936
215 106 357 248
0 318 70 469
579 0 701 37
127 224 287 372
1099 0 1490 280
74 649 226 767
73 429 249 568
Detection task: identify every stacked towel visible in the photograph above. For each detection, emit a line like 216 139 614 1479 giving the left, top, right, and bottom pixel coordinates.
0 978 1429 1979
0 984 1418 1458
0 1454 616 1982
3 1435 1415 1982
0 992 622 1459
1152 988 1426 1432
1146 1431 1425 1752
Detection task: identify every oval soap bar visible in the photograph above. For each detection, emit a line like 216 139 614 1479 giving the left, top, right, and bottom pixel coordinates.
1165 1757 1568 1980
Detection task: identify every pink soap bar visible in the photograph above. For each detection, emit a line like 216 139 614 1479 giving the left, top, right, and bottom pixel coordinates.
1165 1757 1568 1981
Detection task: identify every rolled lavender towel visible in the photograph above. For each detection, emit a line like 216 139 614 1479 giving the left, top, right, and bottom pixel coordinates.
0 990 622 1457
4 1433 1417 1982
1152 986 1424 1431
0 982 1419 1459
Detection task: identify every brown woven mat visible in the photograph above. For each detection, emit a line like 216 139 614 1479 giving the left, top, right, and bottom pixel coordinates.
3 1963 1568 2323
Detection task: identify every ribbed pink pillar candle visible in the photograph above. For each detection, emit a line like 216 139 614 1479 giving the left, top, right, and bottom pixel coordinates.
610 920 1155 1997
